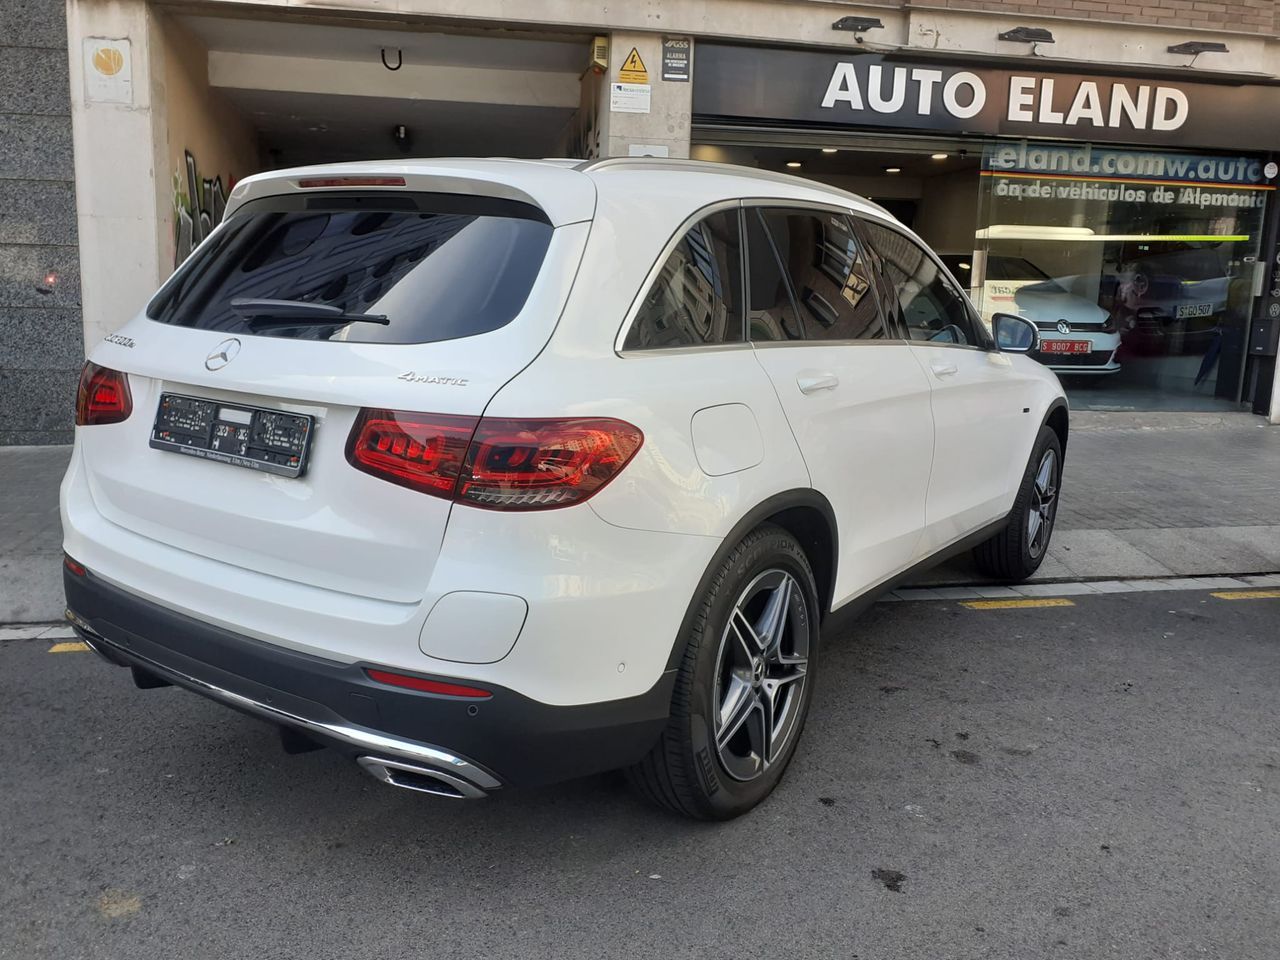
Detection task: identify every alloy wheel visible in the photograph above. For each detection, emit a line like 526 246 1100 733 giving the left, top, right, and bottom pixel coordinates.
712 569 810 782
1026 448 1059 559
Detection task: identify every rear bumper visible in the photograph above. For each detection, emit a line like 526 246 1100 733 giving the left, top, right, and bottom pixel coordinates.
64 568 673 791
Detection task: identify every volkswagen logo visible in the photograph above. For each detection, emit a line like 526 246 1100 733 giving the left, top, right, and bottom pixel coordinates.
1055 320 1072 335
205 337 241 371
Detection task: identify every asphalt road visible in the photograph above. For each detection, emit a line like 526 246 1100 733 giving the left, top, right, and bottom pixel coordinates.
3 588 1279 960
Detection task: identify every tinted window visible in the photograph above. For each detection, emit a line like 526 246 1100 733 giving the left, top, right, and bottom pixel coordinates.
624 210 743 350
147 192 553 345
861 220 985 347
745 210 803 341
756 209 884 342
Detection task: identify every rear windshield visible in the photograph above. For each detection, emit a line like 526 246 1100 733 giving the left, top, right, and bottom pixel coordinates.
147 192 554 344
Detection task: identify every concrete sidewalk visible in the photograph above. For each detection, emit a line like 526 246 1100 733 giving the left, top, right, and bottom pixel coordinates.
2 412 1278 623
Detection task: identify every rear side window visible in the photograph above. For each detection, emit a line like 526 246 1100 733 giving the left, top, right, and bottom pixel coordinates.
623 209 743 350
754 209 885 342
860 219 987 348
147 192 554 344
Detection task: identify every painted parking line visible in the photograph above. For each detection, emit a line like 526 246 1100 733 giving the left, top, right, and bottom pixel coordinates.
886 573 1280 604
1210 589 1280 601
960 598 1076 610
48 641 90 654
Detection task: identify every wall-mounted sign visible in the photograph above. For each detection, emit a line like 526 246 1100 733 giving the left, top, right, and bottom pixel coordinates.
611 82 651 114
618 47 649 84
83 37 132 104
663 38 691 82
693 44 1280 151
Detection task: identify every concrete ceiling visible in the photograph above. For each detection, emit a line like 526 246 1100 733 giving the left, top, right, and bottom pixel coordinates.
177 14 588 72
176 14 586 166
223 88 575 166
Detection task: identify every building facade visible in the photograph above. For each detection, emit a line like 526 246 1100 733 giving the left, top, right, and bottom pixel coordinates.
3 0 1279 444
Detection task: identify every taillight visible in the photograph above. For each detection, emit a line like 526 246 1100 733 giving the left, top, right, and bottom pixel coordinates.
75 361 132 426
460 418 643 509
346 410 478 498
346 410 643 511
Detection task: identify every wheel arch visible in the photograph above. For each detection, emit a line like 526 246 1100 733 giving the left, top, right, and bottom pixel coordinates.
663 489 838 674
1043 398 1069 453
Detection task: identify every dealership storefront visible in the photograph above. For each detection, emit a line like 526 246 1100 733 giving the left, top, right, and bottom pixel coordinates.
691 45 1280 413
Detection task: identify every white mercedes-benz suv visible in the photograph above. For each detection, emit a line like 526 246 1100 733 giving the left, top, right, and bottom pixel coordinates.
62 158 1067 819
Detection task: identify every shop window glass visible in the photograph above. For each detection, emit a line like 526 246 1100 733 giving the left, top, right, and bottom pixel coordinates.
861 220 983 346
972 143 1267 407
754 209 884 341
624 210 743 350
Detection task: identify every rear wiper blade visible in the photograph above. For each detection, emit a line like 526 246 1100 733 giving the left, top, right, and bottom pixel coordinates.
230 298 390 325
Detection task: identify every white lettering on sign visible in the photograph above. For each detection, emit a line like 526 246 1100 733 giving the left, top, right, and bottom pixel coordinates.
912 68 943 113
943 72 985 119
867 65 907 113
821 62 864 110
1004 76 1188 131
1152 87 1189 130
818 61 1191 133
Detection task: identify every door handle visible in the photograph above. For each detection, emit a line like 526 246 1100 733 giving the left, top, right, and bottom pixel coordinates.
797 374 839 395
930 362 959 378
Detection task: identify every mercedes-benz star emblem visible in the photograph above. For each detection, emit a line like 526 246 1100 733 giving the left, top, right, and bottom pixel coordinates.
1055 320 1072 335
205 337 241 371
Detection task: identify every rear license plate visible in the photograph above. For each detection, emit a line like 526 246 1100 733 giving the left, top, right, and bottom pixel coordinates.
150 393 314 478
1176 302 1213 319
1041 339 1091 355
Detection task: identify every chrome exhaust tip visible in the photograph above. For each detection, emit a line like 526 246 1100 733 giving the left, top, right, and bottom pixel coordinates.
356 756 490 800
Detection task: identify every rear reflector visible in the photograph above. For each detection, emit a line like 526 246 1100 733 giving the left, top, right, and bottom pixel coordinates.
297 176 407 189
365 669 492 699
346 410 643 510
75 361 132 426
63 554 87 577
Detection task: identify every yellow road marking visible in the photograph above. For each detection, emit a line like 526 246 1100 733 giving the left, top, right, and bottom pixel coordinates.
960 598 1076 610
48 641 89 653
1211 589 1280 601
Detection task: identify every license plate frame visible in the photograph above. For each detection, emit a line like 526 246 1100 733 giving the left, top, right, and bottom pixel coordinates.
150 393 315 478
1040 339 1091 355
1176 301 1214 319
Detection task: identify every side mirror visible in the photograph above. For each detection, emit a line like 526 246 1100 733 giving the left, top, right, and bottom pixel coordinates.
993 313 1039 353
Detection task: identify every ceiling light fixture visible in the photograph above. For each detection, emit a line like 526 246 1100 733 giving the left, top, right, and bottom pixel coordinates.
884 166 902 174
931 153 948 160
822 148 839 154
786 161 803 169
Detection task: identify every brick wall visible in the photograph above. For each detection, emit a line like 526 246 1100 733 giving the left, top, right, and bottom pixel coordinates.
0 0 80 445
930 0 1278 35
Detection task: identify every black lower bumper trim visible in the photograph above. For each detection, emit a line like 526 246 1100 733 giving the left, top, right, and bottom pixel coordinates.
64 569 673 789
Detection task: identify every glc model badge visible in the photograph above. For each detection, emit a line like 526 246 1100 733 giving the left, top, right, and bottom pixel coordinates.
206 338 241 371
1056 320 1072 334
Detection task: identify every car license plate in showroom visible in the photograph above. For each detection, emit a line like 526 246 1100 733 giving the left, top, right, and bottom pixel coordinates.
1176 302 1213 319
150 393 313 478
1041 340 1091 354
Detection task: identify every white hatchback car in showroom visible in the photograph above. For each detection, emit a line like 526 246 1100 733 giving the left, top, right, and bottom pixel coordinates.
62 158 1067 820
939 254 1121 376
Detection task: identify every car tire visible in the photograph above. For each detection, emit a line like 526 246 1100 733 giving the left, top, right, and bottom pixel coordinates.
972 425 1063 581
627 524 819 820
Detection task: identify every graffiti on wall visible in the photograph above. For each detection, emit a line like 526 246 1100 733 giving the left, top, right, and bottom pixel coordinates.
173 150 231 268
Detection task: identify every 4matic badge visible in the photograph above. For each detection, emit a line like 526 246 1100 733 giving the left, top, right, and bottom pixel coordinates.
205 337 241 371
398 371 469 387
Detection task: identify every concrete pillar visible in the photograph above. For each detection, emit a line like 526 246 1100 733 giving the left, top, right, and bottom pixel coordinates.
599 32 692 159
66 0 169 349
